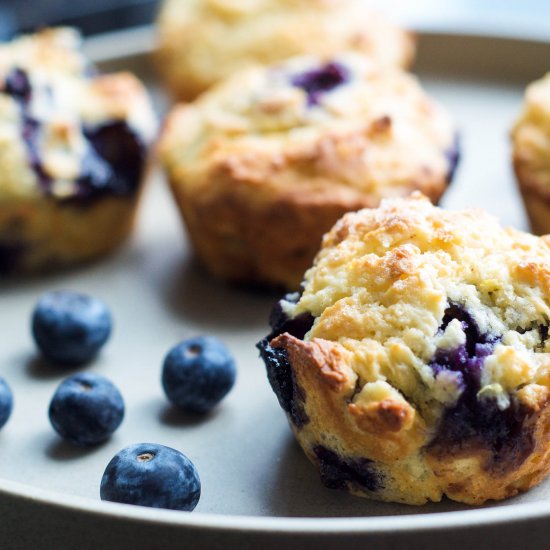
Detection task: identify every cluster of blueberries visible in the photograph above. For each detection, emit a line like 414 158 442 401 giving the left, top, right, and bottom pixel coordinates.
0 290 237 512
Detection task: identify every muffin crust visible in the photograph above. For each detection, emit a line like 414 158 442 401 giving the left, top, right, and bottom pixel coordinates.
259 194 550 504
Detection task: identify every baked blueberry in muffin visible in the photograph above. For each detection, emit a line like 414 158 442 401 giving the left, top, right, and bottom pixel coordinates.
0 28 156 274
258 193 550 505
159 53 458 289
512 73 550 235
156 0 415 101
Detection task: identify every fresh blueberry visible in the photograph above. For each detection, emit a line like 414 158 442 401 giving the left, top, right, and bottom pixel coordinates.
32 290 112 365
161 336 236 413
100 443 201 511
48 372 124 446
0 378 13 429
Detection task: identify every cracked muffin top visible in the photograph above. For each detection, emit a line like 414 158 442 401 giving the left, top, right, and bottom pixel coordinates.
261 193 550 504
288 192 550 417
159 53 457 205
0 28 156 202
156 0 415 100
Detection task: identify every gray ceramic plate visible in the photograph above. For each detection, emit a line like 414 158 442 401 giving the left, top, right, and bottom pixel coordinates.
0 24 550 550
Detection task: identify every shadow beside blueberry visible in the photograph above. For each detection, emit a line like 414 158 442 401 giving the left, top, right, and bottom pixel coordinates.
161 255 279 330
157 402 222 428
45 436 109 462
25 354 84 381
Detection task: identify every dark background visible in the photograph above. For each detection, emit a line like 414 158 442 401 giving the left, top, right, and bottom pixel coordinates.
0 0 159 39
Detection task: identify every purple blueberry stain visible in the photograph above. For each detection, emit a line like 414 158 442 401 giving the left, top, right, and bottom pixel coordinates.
291 62 349 106
429 301 496 400
3 69 51 191
429 302 536 469
2 68 147 202
538 324 549 349
257 292 314 427
313 445 382 493
258 342 309 427
77 121 146 200
444 133 461 185
429 302 496 403
22 116 51 191
3 68 32 104
268 291 315 340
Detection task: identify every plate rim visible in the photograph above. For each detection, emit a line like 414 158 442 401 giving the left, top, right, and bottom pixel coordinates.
4 475 550 534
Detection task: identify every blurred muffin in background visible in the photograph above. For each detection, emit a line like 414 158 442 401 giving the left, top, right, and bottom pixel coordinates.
0 28 157 275
158 53 459 289
512 73 550 235
156 0 415 101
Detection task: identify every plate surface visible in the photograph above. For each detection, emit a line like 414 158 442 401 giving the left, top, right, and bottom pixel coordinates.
1 26 550 550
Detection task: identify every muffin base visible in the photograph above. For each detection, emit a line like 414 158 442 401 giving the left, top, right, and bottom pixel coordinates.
168 175 447 290
515 170 550 236
0 193 142 275
266 332 550 505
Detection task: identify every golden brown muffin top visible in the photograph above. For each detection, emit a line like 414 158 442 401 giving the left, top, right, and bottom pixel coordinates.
159 53 456 204
285 193 550 422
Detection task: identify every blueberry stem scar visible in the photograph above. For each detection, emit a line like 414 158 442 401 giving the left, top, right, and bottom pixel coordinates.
137 453 154 462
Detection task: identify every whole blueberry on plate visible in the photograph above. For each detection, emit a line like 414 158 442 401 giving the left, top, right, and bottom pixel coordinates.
161 335 236 413
100 443 201 511
31 290 112 365
0 378 13 429
49 372 124 446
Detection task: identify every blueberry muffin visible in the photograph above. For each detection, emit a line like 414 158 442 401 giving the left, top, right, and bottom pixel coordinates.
156 0 415 101
258 193 550 505
159 53 459 289
512 73 550 235
0 29 157 274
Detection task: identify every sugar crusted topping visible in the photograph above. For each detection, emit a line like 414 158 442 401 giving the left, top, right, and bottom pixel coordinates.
291 194 550 413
